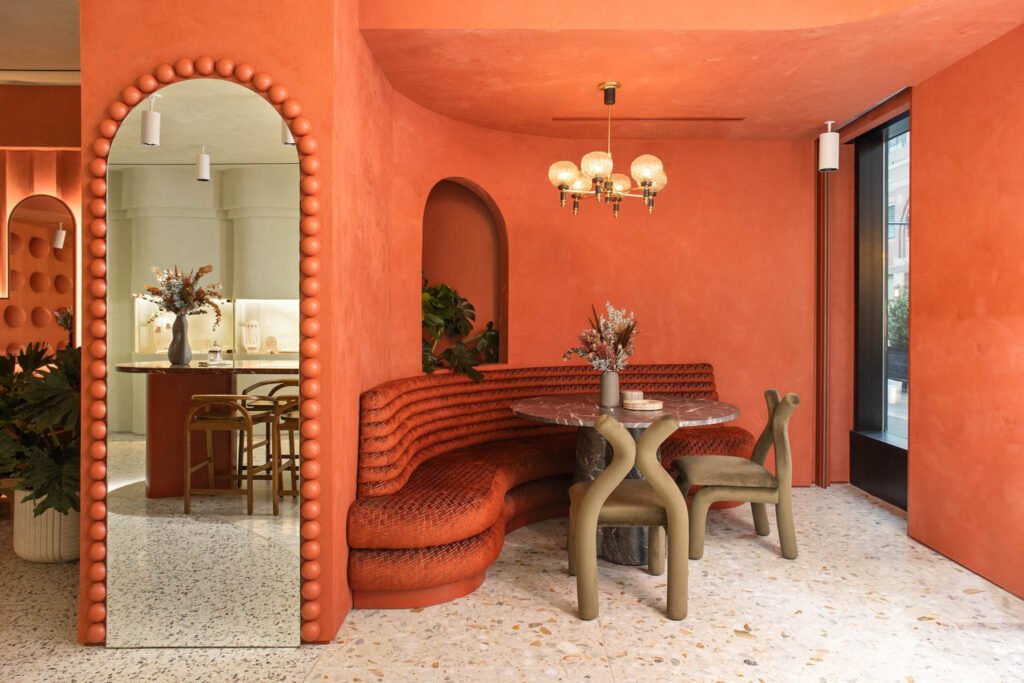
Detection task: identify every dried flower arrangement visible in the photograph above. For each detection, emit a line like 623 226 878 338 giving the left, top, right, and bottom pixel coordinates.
134 265 224 329
563 302 638 373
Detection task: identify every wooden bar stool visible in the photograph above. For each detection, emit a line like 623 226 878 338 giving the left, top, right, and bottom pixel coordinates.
272 396 301 499
184 394 279 516
238 379 299 465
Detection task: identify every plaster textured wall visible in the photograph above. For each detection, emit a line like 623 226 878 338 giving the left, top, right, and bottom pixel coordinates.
909 24 1024 597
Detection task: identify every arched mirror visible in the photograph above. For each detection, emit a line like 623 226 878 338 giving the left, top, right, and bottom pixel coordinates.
104 78 300 647
2 195 76 354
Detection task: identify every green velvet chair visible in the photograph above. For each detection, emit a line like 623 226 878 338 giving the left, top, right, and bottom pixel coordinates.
568 414 689 620
672 390 800 560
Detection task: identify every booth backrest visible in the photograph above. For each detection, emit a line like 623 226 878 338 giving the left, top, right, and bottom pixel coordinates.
358 364 719 497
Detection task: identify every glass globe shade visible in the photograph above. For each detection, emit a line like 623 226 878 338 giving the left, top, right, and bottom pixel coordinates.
569 176 592 194
548 160 580 188
650 169 668 192
581 151 614 180
610 173 632 195
630 154 663 184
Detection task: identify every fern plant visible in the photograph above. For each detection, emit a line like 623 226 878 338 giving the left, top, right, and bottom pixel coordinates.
0 344 81 516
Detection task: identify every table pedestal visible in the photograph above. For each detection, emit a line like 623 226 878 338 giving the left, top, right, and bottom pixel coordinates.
145 373 235 498
576 426 654 566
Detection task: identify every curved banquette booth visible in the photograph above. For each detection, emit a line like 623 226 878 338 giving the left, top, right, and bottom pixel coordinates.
349 363 755 608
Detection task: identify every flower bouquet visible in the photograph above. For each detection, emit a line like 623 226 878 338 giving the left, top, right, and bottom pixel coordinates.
564 302 637 406
134 265 224 365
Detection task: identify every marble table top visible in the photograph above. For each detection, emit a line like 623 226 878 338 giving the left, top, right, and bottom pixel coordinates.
115 360 299 375
511 394 739 429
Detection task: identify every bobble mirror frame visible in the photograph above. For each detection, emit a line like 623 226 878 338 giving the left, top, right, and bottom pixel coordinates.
77 56 327 645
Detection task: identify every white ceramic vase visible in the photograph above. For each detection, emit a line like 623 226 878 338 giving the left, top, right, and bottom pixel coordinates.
13 489 80 563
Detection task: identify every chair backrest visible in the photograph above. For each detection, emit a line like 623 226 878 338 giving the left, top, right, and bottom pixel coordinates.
358 363 720 497
590 414 688 517
750 390 800 488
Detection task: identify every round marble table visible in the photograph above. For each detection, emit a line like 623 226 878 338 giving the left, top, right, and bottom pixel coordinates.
511 394 740 565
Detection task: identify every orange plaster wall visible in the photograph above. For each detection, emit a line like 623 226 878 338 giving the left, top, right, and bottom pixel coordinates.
386 95 818 485
908 24 1024 597
79 0 346 640
422 180 502 337
0 86 81 149
0 150 81 353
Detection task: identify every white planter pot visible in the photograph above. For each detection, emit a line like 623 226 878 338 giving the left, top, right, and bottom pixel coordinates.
13 489 80 563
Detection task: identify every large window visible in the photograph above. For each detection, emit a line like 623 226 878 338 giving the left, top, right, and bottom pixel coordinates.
852 115 909 509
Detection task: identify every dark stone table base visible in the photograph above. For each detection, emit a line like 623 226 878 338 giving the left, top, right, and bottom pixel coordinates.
575 426 651 566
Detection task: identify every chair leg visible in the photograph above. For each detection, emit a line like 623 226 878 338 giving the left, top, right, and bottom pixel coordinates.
752 502 770 536
776 490 798 559
246 427 255 516
575 517 600 620
236 429 244 486
688 488 713 560
567 513 577 576
666 514 689 620
206 430 215 488
184 427 192 514
289 428 298 495
271 423 280 517
647 526 666 576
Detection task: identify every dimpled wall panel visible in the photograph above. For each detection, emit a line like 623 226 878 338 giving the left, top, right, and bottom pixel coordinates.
1 150 81 355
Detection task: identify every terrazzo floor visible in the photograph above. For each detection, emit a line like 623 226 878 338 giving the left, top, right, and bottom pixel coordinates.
2 484 1022 682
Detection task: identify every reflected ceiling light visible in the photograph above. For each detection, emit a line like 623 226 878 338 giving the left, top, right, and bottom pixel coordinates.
141 94 162 147
547 82 667 217
196 145 211 182
818 120 839 172
281 120 295 146
52 222 67 249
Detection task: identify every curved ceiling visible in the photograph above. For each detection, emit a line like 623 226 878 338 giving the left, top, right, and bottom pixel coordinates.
360 0 1024 139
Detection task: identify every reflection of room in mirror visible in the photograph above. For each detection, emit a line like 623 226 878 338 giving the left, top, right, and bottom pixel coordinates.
103 77 301 648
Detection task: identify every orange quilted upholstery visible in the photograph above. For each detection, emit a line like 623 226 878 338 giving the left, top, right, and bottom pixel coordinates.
350 363 753 605
348 433 576 549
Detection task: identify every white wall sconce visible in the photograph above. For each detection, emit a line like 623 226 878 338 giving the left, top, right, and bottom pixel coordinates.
141 95 162 147
196 145 211 182
52 222 68 249
281 120 295 146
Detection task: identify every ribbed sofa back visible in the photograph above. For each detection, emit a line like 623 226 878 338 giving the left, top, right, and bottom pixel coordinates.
358 363 718 497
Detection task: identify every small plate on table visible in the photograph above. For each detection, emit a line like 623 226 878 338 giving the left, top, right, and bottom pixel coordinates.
622 399 664 411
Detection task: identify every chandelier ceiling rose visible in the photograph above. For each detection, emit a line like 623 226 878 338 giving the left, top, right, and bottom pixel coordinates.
548 81 667 218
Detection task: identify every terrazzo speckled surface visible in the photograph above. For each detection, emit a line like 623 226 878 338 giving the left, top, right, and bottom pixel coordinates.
2 484 1022 681
105 434 301 648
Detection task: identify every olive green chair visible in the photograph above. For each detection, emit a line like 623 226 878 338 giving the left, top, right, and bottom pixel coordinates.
672 390 800 560
568 414 689 620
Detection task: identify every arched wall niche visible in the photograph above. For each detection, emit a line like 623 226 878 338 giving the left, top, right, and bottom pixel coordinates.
2 194 77 354
77 56 327 646
421 177 509 365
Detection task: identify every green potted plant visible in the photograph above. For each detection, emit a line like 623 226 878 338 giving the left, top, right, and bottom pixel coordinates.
421 274 499 381
0 343 82 562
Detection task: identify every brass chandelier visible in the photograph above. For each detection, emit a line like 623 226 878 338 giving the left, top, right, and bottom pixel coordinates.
547 82 667 218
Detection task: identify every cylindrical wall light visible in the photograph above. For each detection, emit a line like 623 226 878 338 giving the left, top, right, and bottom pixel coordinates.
196 145 211 182
818 120 840 172
141 95 162 147
282 120 295 146
52 222 68 249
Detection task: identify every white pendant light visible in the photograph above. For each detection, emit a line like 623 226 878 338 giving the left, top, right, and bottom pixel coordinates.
281 119 295 146
52 222 67 249
196 145 211 182
141 95 162 147
818 120 839 172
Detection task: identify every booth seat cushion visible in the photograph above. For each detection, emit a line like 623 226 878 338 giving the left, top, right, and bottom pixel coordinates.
350 475 572 593
661 424 757 467
348 433 576 549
